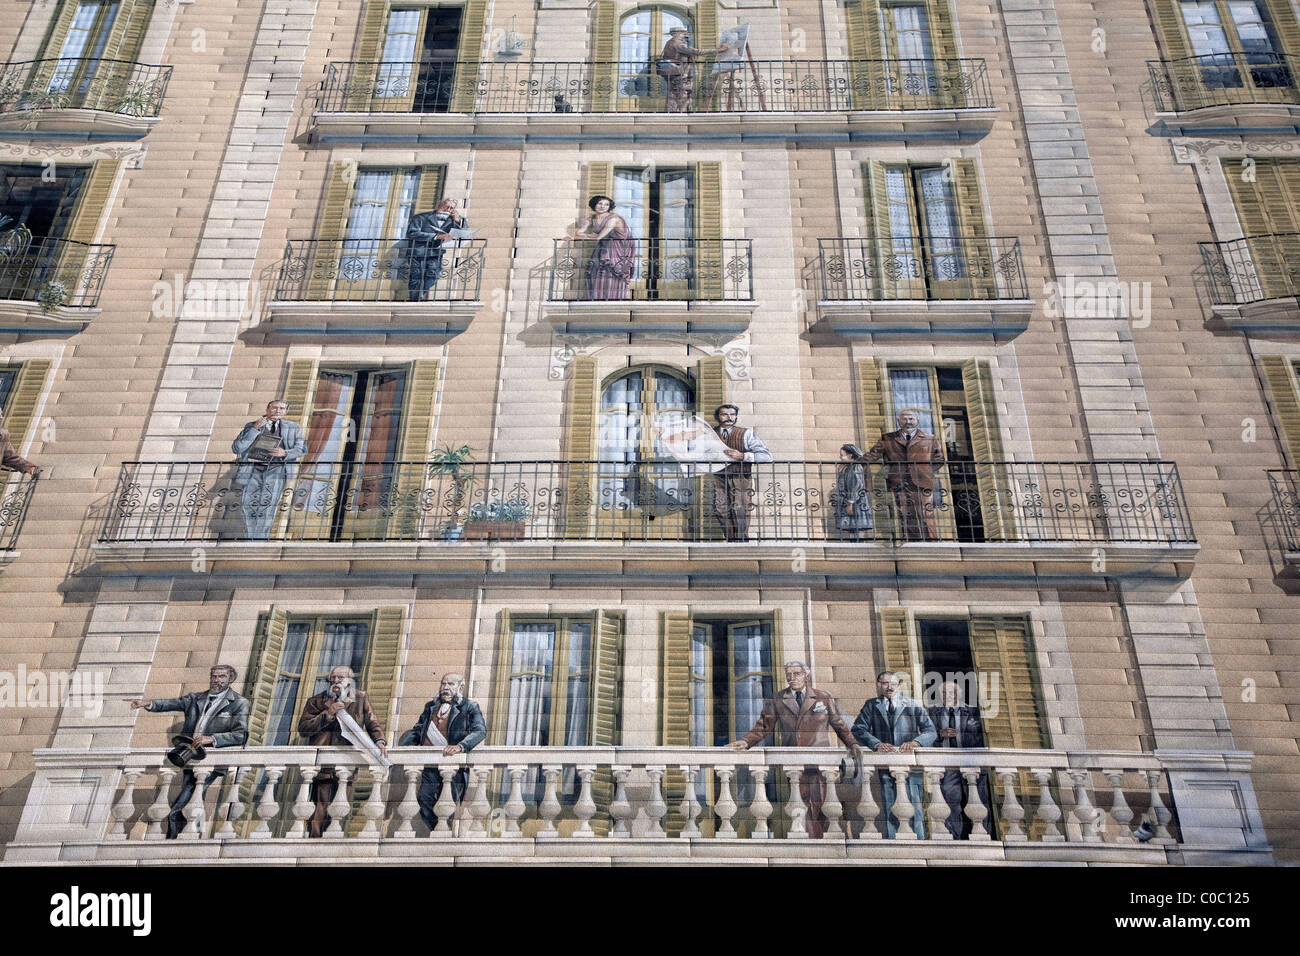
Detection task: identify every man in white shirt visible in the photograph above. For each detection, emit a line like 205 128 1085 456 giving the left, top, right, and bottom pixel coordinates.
400 673 487 832
712 403 773 541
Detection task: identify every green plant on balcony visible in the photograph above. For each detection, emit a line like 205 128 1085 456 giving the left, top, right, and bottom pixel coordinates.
19 88 70 129
428 443 475 538
0 216 33 263
464 500 531 540
112 81 156 117
36 278 68 313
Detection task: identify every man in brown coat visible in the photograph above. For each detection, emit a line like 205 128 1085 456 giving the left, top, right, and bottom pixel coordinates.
860 409 945 540
0 427 39 475
297 665 387 837
725 661 862 838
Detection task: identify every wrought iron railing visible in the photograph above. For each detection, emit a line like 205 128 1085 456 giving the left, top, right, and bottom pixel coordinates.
0 58 171 117
1148 52 1299 113
273 237 486 303
818 236 1027 301
319 57 994 114
547 238 753 302
1268 470 1300 552
100 459 1194 545
1199 234 1300 306
0 471 37 550
0 236 115 308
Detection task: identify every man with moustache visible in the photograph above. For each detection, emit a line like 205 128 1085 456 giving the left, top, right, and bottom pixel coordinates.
401 672 486 832
851 670 936 838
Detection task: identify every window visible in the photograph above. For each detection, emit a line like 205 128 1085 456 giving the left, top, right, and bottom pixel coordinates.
375 6 462 111
264 617 372 745
47 1 120 96
0 368 16 415
288 366 408 540
598 366 695 524
617 6 691 100
0 164 88 241
615 165 693 297
1178 0 1292 90
883 165 965 292
338 167 420 288
1221 158 1300 300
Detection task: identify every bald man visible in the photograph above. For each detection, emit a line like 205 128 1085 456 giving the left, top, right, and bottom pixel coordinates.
401 672 486 832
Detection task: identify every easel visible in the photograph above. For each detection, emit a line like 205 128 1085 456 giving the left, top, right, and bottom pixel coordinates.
704 45 767 112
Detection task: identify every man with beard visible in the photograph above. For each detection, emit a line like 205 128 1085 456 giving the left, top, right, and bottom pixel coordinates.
401 672 486 832
297 665 387 837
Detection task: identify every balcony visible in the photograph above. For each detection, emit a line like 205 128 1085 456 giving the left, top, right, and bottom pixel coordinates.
0 236 115 333
1148 53 1300 134
1265 470 1300 588
816 236 1032 340
0 472 37 566
7 745 1270 864
543 237 755 338
92 459 1196 580
264 237 486 337
1199 234 1300 331
0 58 171 138
312 58 996 145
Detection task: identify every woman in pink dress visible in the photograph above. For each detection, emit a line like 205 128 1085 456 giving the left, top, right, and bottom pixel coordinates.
568 195 637 300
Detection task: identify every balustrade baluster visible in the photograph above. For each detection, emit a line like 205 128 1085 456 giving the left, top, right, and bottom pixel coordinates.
1104 769 1135 843
538 765 562 836
820 764 845 839
503 766 527 836
1068 769 1103 843
995 769 1025 842
109 770 141 840
644 766 667 838
962 768 991 842
611 767 633 838
250 766 283 839
324 766 352 839
1145 769 1174 844
144 767 176 841
714 768 738 837
359 768 388 839
856 767 881 839
574 766 598 837
214 767 248 838
182 766 216 840
1031 769 1064 842
924 768 950 840
290 766 319 839
783 767 808 839
888 767 917 840
431 766 457 837
393 767 421 837
463 767 492 838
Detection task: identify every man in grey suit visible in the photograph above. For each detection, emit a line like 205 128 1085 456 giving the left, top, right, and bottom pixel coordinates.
232 399 307 540
851 670 937 838
126 664 250 838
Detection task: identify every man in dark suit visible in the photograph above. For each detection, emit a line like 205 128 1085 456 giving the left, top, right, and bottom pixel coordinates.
851 669 937 838
860 409 945 540
232 399 307 540
405 198 467 301
928 679 992 839
401 672 486 832
126 664 250 838
297 664 388 837
725 660 862 838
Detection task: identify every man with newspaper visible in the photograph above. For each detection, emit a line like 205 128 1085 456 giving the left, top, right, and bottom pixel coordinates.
297 665 389 838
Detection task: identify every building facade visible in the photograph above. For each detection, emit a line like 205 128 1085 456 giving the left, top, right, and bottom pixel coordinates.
0 0 1294 863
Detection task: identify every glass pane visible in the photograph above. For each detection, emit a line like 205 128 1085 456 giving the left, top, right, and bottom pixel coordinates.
599 371 643 509
690 624 710 748
1229 1 1277 53
891 5 933 60
354 370 407 465
266 622 311 746
0 369 16 416
505 622 556 746
614 169 646 239
1181 1 1233 56
659 169 694 239
563 621 592 746
310 620 371 697
729 623 772 740
378 8 422 96
294 371 357 515
889 368 935 433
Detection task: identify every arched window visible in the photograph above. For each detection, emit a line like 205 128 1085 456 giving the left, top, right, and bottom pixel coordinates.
597 365 695 519
617 6 692 99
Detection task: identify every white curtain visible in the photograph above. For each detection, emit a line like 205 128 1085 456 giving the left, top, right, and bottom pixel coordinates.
918 167 964 278
730 623 772 739
505 622 555 746
378 9 422 96
890 5 933 60
312 621 371 696
889 368 935 433
563 622 592 747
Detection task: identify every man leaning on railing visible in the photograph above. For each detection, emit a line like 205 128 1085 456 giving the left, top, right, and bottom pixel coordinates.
0 426 39 477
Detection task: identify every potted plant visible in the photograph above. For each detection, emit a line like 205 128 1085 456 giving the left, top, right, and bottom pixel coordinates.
37 279 69 314
428 443 474 539
463 500 530 540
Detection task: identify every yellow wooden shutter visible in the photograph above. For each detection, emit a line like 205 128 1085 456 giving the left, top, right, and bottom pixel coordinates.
878 607 917 694
414 164 447 214
855 357 888 446
450 0 488 111
245 609 290 746
563 356 598 538
961 359 1014 541
589 610 623 835
393 359 439 538
309 162 355 299
281 359 320 429
968 615 1048 749
0 359 52 449
694 356 726 418
694 162 724 298
362 606 404 746
862 162 892 298
592 1 618 111
1266 0 1300 57
102 0 154 61
950 158 995 298
64 161 119 245
489 610 512 745
586 161 614 206
1225 159 1299 300
660 610 692 835
845 0 884 108
925 0 962 107
348 0 390 110
1149 0 1191 58
1261 356 1300 467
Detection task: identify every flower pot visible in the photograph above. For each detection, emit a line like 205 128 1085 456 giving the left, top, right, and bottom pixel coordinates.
462 521 526 541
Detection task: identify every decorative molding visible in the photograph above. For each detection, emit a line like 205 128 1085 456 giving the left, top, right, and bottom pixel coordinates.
0 142 147 164
1171 136 1300 170
545 330 751 381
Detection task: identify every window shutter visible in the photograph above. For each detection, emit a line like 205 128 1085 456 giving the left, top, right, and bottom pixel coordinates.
489 610 511 745
861 162 892 298
361 607 404 749
393 359 439 537
64 161 119 245
0 359 52 449
589 610 623 836
281 359 320 429
1261 356 1300 467
245 608 290 746
1149 0 1191 58
563 356 598 538
694 356 726 418
586 161 614 206
694 161 724 298
968 615 1047 749
32 1 84 90
925 0 964 107
348 0 390 110
878 607 916 692
1267 0 1300 57
660 610 692 835
450 0 488 111
1225 159 1298 300
855 357 888 447
592 1 618 111
308 163 355 299
845 0 884 108
414 164 447 214
961 359 1014 541
102 0 154 62
950 158 995 298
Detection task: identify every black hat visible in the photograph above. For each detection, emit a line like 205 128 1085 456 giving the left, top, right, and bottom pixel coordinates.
166 734 207 768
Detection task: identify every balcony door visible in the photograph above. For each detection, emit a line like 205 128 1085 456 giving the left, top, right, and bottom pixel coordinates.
614 166 694 298
287 367 408 540
0 163 89 302
375 6 462 112
878 3 936 96
597 366 696 538
1177 0 1294 97
616 6 691 109
46 0 119 100
1223 157 1300 300
882 165 967 299
337 167 420 301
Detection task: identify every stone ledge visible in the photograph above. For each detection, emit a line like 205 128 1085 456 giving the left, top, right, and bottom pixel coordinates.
262 299 483 338
1151 102 1300 137
541 299 757 340
0 108 160 140
818 299 1034 343
0 299 98 335
1210 298 1299 335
